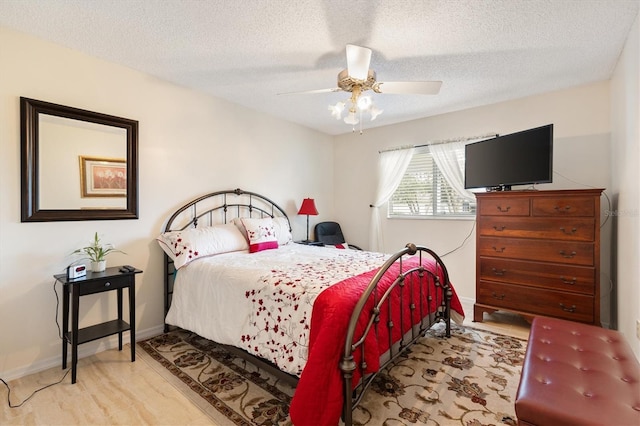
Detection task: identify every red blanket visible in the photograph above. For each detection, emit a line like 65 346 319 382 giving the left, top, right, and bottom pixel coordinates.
289 257 464 425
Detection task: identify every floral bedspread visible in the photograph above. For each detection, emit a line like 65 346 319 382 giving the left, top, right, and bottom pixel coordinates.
238 248 387 375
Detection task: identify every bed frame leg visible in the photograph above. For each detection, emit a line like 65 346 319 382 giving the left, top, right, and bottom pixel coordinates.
340 356 356 426
445 287 452 337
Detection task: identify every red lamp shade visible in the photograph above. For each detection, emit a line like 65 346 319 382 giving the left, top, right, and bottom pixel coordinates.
298 198 319 216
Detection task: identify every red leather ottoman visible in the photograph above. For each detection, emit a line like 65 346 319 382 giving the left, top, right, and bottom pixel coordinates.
515 316 640 426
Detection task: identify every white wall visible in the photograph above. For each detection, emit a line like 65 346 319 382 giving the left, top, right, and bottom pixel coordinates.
0 27 334 379
333 82 613 326
610 13 640 358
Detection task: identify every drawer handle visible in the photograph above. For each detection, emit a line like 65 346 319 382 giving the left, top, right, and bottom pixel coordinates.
554 205 572 212
492 225 506 231
559 227 577 235
559 303 577 313
496 206 511 213
560 276 577 285
492 246 506 253
491 268 507 276
492 292 505 300
559 250 577 258
104 282 111 287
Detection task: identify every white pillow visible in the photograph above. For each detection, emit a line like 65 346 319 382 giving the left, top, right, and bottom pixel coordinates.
234 216 292 246
273 217 293 246
157 223 248 269
232 217 248 242
241 217 279 253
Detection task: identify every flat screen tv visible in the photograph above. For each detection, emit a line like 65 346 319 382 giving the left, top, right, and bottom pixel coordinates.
464 124 553 191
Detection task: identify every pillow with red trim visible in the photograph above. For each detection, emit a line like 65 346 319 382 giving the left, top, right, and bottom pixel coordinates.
241 217 279 253
233 216 292 246
157 223 248 269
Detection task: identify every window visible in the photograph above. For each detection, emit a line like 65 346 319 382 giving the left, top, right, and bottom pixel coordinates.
388 145 476 218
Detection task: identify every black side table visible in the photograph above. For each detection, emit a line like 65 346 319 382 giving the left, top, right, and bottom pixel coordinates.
54 266 142 384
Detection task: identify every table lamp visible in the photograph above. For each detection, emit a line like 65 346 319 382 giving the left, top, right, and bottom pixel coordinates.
298 198 318 242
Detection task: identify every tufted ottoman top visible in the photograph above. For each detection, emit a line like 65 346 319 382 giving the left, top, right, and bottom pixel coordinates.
515 316 640 426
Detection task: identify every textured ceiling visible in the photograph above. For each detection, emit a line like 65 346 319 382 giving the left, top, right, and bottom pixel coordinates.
1 0 638 135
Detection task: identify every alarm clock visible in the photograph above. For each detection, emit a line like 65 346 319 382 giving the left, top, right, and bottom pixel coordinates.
67 264 87 279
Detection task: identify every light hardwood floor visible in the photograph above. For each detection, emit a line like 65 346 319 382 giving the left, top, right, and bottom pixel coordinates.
1 300 530 425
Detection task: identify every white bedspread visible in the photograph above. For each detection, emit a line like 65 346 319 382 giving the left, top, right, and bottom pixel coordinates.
165 244 388 376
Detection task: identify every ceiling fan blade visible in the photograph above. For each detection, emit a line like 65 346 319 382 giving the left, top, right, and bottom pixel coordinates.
346 44 372 81
375 81 443 95
278 87 342 95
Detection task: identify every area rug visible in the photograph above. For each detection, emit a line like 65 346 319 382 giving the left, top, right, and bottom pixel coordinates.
136 323 526 425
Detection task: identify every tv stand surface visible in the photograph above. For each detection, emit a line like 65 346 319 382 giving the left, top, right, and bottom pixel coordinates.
488 185 512 192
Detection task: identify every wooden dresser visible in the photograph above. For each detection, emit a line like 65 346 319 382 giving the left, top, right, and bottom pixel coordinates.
473 188 603 326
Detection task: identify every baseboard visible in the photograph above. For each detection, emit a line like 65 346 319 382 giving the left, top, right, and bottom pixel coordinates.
458 296 475 306
0 324 165 382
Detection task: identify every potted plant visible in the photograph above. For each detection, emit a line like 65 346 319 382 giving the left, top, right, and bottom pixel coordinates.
72 232 125 272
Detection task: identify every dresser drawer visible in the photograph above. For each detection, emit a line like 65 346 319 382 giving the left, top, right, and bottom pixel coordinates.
532 196 595 217
478 216 595 241
479 197 530 216
478 237 594 266
479 257 596 295
477 281 595 323
79 275 131 296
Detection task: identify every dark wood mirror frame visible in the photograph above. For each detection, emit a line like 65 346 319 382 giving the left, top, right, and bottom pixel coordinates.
20 97 139 222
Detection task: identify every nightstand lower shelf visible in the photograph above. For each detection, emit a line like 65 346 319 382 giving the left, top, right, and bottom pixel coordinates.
64 319 130 345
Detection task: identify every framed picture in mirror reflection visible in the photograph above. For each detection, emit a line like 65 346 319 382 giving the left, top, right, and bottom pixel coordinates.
79 156 127 198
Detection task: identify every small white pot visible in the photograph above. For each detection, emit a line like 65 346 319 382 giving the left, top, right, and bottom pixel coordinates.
91 260 106 272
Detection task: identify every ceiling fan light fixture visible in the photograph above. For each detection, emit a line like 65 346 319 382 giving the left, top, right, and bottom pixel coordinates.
344 110 359 125
370 105 383 121
327 92 382 128
328 102 345 119
357 95 372 110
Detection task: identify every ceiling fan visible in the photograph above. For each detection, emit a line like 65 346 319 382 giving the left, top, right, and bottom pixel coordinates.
290 44 442 132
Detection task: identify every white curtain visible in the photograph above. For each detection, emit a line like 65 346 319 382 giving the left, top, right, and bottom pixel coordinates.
429 141 476 201
369 147 415 252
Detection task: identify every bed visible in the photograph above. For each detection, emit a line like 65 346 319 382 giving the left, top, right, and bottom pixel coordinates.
159 188 465 425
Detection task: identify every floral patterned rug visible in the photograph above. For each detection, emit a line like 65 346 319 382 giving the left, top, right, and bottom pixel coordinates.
137 323 526 425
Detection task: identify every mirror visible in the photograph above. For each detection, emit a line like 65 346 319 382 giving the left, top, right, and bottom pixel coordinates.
21 97 139 221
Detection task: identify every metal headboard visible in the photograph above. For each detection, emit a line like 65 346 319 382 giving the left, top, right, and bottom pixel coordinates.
162 188 291 330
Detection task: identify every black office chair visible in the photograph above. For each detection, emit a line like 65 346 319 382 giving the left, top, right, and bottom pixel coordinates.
314 221 362 250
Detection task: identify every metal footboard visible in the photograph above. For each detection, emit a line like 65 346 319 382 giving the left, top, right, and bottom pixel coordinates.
340 243 452 425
